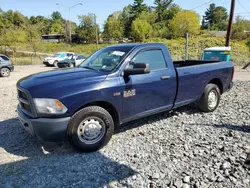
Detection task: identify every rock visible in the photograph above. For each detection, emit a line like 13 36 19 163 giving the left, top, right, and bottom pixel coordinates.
152 173 160 180
174 180 183 188
183 176 190 183
221 162 231 170
182 183 190 188
216 174 224 182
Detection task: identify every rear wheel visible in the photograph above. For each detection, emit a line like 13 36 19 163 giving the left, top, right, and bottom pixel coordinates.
67 106 114 152
198 84 221 112
0 68 10 77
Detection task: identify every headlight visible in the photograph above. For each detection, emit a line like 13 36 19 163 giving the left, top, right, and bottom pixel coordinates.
34 98 67 114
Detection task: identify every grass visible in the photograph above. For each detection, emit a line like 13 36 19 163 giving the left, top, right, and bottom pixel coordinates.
13 57 43 65
3 36 250 66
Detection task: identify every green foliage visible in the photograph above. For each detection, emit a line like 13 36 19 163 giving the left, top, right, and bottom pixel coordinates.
153 0 173 22
232 16 250 40
50 19 64 34
145 36 250 65
131 18 152 42
0 28 27 53
169 10 200 38
103 11 124 39
77 14 98 43
202 3 228 30
130 0 148 20
51 11 63 21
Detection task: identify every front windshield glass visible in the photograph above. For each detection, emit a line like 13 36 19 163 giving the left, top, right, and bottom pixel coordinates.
79 46 133 72
54 53 65 58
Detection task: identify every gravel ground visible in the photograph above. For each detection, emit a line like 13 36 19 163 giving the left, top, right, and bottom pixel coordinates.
0 65 250 188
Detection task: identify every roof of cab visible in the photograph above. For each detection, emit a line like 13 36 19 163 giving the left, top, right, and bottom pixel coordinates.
108 43 165 49
204 47 231 51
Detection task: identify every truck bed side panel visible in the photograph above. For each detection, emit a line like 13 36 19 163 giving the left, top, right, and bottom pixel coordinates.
174 61 233 107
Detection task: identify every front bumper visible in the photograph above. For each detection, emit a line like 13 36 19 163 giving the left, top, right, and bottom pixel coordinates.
43 61 53 66
17 105 70 142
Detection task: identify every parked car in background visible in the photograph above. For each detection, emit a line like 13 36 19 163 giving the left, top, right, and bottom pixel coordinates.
0 54 14 77
16 43 234 152
43 52 75 67
57 54 87 68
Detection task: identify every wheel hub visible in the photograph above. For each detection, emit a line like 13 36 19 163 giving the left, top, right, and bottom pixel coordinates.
77 118 105 144
208 90 217 109
1 68 9 76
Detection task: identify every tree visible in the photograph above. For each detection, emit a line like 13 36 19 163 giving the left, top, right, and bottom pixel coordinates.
50 19 63 34
0 27 27 57
77 14 99 43
25 25 41 56
131 18 152 42
103 11 124 39
164 4 181 20
169 10 200 38
130 0 148 20
120 5 133 37
231 16 250 40
153 0 173 22
29 15 51 34
202 3 228 30
51 11 63 21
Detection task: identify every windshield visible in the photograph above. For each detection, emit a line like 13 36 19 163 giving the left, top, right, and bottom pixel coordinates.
54 53 65 58
79 46 133 72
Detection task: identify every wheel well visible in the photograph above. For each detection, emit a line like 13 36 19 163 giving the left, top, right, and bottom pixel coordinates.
209 78 223 94
75 101 119 126
0 67 10 71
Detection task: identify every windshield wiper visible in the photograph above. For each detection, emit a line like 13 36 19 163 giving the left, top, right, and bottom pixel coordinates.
81 66 99 71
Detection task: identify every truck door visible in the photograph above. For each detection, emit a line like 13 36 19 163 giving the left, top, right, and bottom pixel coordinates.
121 49 177 122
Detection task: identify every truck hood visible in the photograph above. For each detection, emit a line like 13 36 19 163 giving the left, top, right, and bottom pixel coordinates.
17 68 108 94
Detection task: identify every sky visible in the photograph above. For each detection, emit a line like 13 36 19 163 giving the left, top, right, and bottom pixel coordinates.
1 0 250 27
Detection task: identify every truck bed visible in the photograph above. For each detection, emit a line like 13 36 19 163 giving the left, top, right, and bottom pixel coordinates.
173 60 220 68
173 60 233 108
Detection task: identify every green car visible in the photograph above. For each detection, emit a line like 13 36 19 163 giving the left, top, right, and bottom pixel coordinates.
57 55 87 68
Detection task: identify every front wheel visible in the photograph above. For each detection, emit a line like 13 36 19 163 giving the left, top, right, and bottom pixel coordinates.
67 106 114 152
0 68 10 77
53 60 58 67
68 63 74 68
198 84 221 112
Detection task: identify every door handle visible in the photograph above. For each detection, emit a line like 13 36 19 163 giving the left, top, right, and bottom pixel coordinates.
160 76 170 80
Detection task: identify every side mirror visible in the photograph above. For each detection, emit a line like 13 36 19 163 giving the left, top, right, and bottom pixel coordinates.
123 63 150 76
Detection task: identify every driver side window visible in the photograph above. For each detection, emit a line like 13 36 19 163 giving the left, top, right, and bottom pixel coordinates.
131 49 167 71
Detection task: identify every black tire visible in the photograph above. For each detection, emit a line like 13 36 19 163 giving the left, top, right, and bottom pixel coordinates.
198 83 221 112
53 60 58 67
0 67 10 77
67 106 114 152
68 63 74 68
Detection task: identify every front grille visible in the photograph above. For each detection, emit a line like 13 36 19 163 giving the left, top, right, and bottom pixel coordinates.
18 90 28 100
17 88 35 117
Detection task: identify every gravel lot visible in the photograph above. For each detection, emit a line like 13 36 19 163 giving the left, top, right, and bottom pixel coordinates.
0 65 250 188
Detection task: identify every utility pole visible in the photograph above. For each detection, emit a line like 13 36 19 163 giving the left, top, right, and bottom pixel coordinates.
94 14 99 49
185 32 189 60
90 13 99 50
226 0 235 47
56 3 82 43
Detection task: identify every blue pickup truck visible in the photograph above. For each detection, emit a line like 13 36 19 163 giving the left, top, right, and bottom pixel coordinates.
17 43 234 152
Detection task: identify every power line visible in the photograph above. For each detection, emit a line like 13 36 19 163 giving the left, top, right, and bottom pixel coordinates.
236 0 250 14
191 0 214 10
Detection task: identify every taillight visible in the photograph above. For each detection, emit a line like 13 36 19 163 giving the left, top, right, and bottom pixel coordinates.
232 67 234 80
